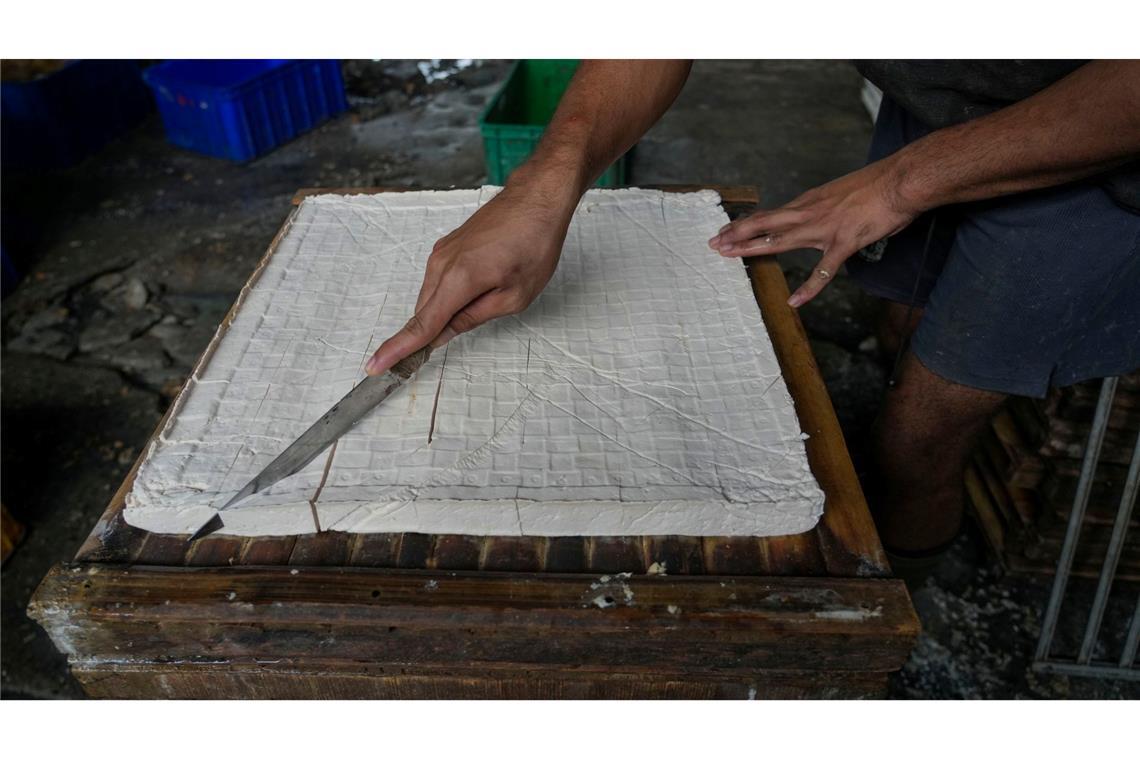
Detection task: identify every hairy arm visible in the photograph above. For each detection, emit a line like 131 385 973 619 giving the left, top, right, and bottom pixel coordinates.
897 60 1140 207
521 60 694 203
711 60 1140 306
366 60 692 374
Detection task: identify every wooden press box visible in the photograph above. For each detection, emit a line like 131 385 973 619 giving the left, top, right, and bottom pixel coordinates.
29 186 919 699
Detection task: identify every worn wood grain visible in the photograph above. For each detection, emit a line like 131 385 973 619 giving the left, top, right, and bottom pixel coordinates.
396 533 433 568
238 536 297 565
289 531 352 566
644 536 705 575
702 537 772 576
481 536 545 572
31 564 918 682
763 533 828 576
543 536 587 572
185 536 246 567
429 535 483 571
586 537 647 574
747 257 889 577
74 664 887 699
347 533 401 567
133 533 189 565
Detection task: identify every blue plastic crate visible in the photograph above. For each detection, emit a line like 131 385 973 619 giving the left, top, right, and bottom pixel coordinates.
0 60 152 170
143 60 348 162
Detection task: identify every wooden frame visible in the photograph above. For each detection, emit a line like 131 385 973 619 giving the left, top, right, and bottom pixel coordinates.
30 185 918 699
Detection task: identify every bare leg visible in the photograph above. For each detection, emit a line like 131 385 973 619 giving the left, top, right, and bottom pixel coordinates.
877 300 924 359
869 351 1006 553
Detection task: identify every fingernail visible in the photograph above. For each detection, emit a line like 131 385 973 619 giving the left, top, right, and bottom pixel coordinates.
718 223 731 234
364 355 384 375
718 242 734 253
707 236 719 249
787 293 805 308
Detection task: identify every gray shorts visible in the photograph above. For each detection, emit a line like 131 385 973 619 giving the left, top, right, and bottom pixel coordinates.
845 96 1140 398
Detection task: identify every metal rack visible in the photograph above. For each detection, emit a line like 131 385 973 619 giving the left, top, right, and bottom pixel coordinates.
1034 377 1140 680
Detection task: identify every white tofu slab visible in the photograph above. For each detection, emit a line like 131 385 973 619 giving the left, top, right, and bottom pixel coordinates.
124 188 825 537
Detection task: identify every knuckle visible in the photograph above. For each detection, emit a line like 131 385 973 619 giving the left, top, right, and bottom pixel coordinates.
737 216 764 234
403 313 429 336
504 294 529 315
450 310 480 334
501 260 525 282
431 234 453 253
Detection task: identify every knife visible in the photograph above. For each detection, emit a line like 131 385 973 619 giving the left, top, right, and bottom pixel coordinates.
187 345 433 541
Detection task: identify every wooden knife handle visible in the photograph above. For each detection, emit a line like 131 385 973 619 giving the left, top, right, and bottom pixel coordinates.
390 345 433 380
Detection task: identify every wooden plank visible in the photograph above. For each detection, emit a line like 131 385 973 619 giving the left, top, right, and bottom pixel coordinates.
184 536 246 567
74 509 149 565
396 533 433 568
429 535 483 571
990 408 1046 490
544 537 587 573
746 257 889 577
132 533 188 565
643 536 705 576
965 461 1005 556
763 533 828 577
73 663 886 699
238 537 297 565
585 537 648 574
347 534 401 567
289 532 352 566
481 537 545 572
31 564 919 680
702 537 771 575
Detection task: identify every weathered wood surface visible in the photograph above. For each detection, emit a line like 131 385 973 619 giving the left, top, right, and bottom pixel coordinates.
36 185 914 699
31 563 917 698
73 666 888 699
746 255 888 577
72 185 887 579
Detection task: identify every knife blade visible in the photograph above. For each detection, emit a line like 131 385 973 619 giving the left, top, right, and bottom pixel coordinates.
187 346 433 541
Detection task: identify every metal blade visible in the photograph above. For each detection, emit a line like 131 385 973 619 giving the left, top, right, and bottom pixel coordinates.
188 513 225 541
188 346 432 541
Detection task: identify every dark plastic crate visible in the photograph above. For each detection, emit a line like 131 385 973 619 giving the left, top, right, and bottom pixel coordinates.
479 60 629 187
143 60 348 162
0 60 152 170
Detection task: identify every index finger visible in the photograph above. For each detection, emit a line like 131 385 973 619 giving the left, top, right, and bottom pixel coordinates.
364 276 486 375
708 208 805 252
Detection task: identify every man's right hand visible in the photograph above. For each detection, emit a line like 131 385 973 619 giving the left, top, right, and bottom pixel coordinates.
364 180 575 375
364 60 692 376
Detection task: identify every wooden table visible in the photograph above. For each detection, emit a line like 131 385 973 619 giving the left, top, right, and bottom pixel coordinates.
30 185 919 699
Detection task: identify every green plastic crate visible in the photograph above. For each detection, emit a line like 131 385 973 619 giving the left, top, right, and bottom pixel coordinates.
479 60 629 187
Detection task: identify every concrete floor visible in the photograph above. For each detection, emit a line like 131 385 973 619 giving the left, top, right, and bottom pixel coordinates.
2 60 1136 699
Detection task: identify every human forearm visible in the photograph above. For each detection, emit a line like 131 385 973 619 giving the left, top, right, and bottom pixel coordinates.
892 60 1140 212
508 60 692 203
366 61 691 374
710 61 1140 309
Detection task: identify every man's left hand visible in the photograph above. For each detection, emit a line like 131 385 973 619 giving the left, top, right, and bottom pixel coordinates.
707 156 920 307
